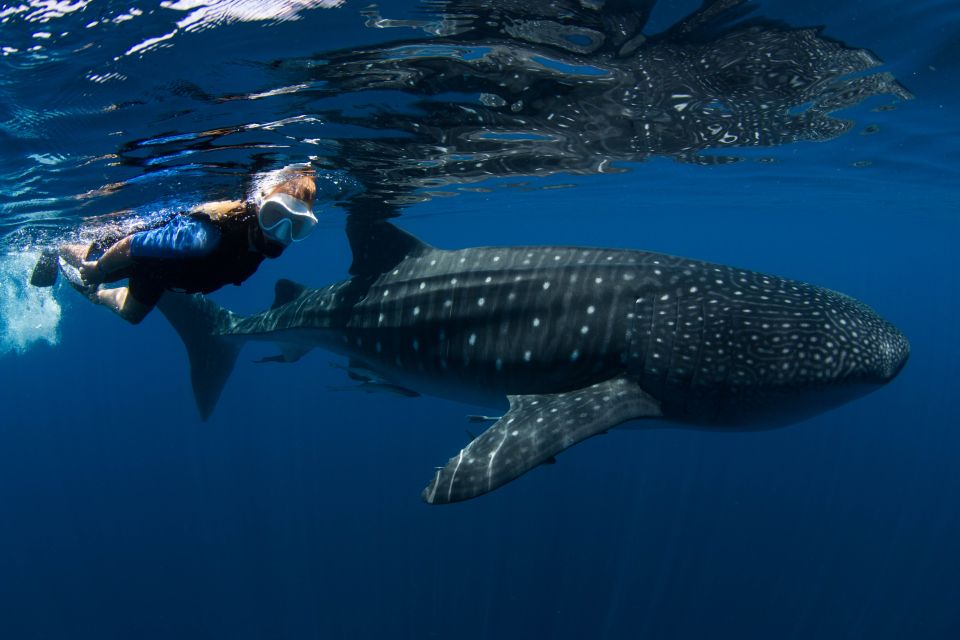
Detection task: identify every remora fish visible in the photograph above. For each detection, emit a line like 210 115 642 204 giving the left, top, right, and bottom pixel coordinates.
157 220 909 504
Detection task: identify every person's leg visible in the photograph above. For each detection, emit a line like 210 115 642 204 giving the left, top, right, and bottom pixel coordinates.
57 243 101 301
96 277 163 324
83 236 134 285
58 242 93 267
59 237 133 285
95 287 146 323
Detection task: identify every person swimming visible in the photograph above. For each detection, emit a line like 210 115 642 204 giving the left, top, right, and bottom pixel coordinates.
49 173 318 324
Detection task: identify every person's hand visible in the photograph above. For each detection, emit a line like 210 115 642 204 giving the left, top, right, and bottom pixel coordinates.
79 260 104 285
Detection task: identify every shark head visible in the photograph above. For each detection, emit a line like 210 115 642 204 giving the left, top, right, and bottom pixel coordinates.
861 315 911 384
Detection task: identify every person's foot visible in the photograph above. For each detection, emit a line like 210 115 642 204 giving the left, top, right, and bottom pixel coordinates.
59 243 104 285
58 258 100 302
79 260 104 285
58 243 90 268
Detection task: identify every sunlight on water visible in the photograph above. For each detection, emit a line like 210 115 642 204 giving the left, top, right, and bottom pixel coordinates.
0 252 61 355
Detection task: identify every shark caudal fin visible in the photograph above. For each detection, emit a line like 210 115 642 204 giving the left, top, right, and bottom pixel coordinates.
156 292 242 421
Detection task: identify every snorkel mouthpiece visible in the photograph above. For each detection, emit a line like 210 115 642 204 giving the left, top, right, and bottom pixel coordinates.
258 192 317 246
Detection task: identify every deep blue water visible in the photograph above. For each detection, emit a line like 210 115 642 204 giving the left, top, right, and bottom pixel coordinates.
1 1 958 638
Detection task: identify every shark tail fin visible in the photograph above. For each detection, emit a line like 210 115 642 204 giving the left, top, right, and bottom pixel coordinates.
156 292 243 421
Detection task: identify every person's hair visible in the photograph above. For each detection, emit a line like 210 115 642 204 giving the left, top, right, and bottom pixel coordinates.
265 175 316 207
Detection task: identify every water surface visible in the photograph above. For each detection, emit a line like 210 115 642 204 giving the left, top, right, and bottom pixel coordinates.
0 1 957 638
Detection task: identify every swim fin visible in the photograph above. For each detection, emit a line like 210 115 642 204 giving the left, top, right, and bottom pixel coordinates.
30 249 59 287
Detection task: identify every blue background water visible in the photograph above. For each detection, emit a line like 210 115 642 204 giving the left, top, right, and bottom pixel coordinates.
1 1 958 638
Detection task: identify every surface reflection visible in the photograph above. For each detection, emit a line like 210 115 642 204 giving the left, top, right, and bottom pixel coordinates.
0 0 913 243
268 0 912 215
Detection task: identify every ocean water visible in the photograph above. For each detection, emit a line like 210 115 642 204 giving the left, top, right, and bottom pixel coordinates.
0 1 957 638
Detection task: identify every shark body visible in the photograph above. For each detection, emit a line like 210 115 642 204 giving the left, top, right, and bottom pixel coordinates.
159 221 908 503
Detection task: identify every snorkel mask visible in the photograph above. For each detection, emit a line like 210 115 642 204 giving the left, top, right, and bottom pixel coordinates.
257 192 318 246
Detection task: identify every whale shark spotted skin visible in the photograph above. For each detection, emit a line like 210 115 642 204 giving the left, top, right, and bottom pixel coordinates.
158 221 909 504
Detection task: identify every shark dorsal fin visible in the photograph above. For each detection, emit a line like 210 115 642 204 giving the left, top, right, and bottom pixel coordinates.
272 278 308 309
346 218 432 277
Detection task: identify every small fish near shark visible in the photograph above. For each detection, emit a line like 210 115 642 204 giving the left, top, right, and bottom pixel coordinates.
156 219 909 504
327 361 421 398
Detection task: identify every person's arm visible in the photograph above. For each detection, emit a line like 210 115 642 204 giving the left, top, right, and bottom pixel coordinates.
190 199 245 221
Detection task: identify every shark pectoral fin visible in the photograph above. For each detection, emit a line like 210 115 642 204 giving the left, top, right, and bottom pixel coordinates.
422 377 661 505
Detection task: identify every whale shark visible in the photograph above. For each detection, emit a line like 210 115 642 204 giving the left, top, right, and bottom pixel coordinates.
157 219 909 504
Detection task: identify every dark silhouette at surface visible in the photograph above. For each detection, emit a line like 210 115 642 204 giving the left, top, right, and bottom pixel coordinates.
270 0 912 215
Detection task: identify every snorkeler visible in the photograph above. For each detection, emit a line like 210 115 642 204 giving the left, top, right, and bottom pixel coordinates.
50 174 318 324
